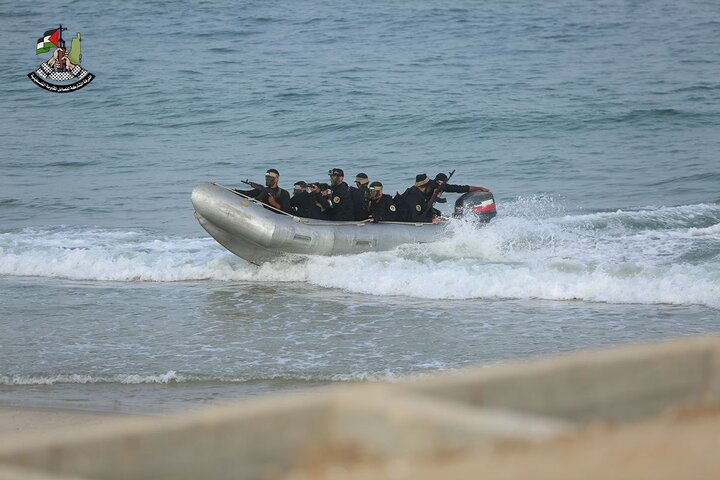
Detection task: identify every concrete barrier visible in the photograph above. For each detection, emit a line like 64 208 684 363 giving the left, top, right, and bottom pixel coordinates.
400 336 720 421
0 337 718 480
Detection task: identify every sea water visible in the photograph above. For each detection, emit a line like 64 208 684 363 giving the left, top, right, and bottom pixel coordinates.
1 0 719 413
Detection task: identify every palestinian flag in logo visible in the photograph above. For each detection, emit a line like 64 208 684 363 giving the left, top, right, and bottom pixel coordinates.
36 28 60 54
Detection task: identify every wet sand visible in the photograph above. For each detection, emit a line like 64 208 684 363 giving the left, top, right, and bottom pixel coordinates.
0 405 137 436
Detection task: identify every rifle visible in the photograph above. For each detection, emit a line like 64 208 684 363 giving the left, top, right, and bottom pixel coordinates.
241 179 283 209
423 169 455 216
241 179 264 190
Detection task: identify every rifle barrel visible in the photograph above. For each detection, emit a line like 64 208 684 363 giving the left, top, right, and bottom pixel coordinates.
423 169 456 216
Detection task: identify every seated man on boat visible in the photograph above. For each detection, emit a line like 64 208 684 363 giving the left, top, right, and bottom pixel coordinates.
350 172 370 221
236 168 291 214
394 174 440 224
326 168 354 221
306 182 332 219
290 181 314 218
367 181 398 222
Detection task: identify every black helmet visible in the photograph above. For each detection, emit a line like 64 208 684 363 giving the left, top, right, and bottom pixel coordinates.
368 181 383 200
293 181 307 193
355 172 369 185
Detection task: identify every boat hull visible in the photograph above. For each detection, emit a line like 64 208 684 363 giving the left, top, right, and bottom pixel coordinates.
191 183 445 264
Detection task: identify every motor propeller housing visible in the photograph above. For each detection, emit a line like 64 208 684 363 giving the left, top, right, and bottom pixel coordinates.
453 191 497 222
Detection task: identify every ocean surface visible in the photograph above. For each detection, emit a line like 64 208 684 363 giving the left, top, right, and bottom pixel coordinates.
1 0 719 413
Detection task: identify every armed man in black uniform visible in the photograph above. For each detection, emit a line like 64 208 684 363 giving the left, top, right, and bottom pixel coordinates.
367 181 398 222
236 168 292 214
401 173 438 223
349 172 370 220
290 181 314 218
326 168 354 221
304 183 328 219
426 172 491 200
421 172 492 218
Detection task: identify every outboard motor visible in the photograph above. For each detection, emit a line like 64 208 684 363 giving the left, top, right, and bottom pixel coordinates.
453 191 497 222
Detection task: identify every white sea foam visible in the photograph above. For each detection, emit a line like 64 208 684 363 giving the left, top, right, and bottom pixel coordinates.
0 227 300 283
0 371 185 385
689 223 720 236
0 202 718 308
0 371 403 385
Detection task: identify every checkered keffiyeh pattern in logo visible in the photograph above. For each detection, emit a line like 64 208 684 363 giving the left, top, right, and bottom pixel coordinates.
36 62 86 82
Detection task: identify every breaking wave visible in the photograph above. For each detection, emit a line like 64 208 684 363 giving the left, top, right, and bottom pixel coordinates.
0 370 410 386
0 371 186 386
0 199 718 308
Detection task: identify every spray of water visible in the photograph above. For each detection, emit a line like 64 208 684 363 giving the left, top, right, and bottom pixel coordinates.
1 198 718 307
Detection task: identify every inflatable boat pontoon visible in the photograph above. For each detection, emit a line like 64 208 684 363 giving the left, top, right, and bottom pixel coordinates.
191 183 495 264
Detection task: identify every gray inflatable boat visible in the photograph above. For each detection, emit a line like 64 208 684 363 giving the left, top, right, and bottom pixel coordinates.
191 183 496 264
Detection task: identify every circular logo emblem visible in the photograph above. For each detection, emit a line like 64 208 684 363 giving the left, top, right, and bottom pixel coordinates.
415 204 422 212
333 196 341 204
389 205 396 212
